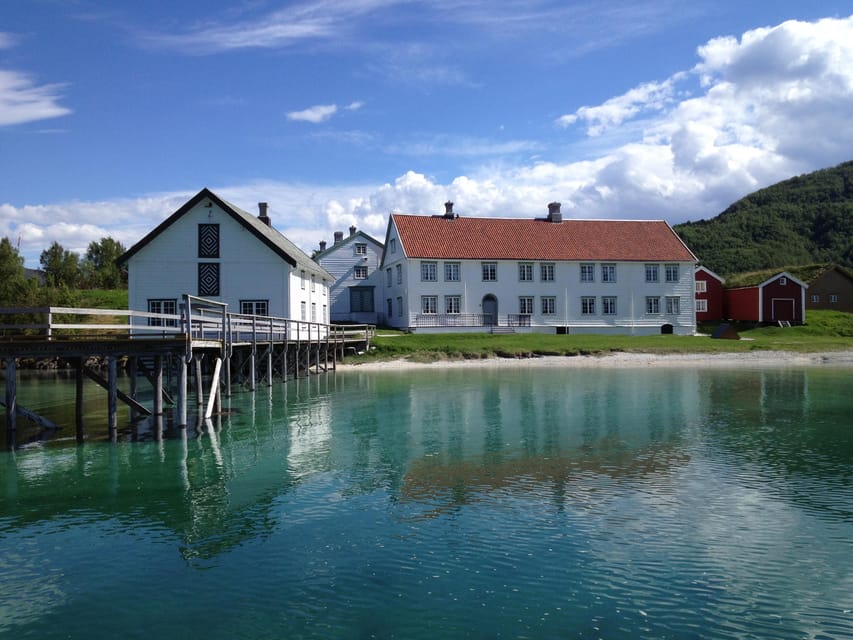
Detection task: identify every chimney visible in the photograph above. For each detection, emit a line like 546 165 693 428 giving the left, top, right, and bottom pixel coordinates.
258 202 271 226
334 231 344 244
349 225 357 237
444 201 455 219
547 202 562 223
319 240 327 252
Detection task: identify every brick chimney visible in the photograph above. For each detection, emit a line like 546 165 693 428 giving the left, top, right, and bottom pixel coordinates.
444 201 455 219
319 240 327 252
349 225 357 237
547 202 562 223
334 231 344 244
258 202 271 226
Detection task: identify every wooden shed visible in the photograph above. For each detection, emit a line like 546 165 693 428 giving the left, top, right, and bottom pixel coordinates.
724 271 807 324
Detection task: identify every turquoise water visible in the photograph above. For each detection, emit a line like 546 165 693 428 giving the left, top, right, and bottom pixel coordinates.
1 365 851 639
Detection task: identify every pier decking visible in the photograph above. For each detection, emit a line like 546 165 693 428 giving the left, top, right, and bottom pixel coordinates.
1 295 374 447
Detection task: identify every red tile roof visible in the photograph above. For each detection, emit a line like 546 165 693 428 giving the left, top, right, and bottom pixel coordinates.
392 214 697 262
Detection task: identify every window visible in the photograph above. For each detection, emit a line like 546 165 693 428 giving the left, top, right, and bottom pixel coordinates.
519 263 534 282
198 224 220 258
240 300 269 316
830 294 839 303
322 279 327 296
354 265 368 279
696 299 708 313
581 296 596 315
580 263 595 282
300 301 307 320
601 264 616 283
396 264 402 284
645 264 659 283
421 261 437 281
666 296 680 315
311 274 316 292
421 296 437 314
482 262 497 281
646 296 660 314
386 298 393 317
602 296 617 315
695 280 707 293
519 296 534 314
397 296 403 317
541 296 556 315
355 243 367 255
779 277 787 286
350 287 374 312
148 299 177 327
301 270 306 289
540 263 555 282
390 238 396 254
322 304 327 320
198 263 220 296
810 294 820 303
386 268 392 287
665 264 679 282
444 262 460 281
445 296 461 314
311 303 317 322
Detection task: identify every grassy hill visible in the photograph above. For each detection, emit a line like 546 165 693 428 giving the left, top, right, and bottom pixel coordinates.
674 161 853 275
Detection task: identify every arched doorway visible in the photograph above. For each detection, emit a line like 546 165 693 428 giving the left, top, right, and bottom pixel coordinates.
482 295 498 326
661 323 674 335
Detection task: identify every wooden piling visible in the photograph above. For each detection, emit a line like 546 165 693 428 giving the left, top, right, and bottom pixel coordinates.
107 355 117 441
5 357 16 445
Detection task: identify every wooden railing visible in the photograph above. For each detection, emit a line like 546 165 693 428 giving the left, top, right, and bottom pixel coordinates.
0 295 375 352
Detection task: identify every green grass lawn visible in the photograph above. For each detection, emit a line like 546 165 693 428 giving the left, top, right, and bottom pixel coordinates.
356 310 853 363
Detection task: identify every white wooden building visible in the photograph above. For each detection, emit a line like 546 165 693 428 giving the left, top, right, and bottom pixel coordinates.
313 227 384 324
119 188 333 327
380 202 698 335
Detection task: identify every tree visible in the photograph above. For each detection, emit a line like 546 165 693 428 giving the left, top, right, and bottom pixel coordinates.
0 236 28 306
40 241 80 288
82 237 127 289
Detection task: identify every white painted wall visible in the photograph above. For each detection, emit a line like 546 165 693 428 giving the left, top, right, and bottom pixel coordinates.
317 233 384 323
127 199 328 324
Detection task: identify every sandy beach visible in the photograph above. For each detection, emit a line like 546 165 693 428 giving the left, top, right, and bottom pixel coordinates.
335 350 853 371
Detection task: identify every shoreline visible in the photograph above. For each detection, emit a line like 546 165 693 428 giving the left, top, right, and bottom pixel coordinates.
335 350 853 371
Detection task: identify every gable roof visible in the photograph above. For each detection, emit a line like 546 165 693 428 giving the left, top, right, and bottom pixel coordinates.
313 229 384 261
388 214 696 262
726 270 808 290
118 188 332 279
695 265 725 283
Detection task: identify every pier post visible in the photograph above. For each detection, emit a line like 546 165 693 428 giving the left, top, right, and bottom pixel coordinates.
195 356 204 412
4 357 16 446
249 350 256 392
153 355 163 418
75 358 84 444
108 355 118 441
128 357 138 422
176 357 188 428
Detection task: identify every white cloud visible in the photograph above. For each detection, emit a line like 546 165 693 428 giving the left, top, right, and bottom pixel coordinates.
0 70 72 127
286 104 338 123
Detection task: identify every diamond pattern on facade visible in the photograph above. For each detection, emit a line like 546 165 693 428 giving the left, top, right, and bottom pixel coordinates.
198 262 220 296
198 224 220 258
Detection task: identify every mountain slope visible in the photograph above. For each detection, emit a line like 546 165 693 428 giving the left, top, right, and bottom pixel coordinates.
674 161 853 275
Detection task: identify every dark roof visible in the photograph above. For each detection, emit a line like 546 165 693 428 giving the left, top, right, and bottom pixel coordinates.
117 188 332 279
313 229 384 261
389 214 696 262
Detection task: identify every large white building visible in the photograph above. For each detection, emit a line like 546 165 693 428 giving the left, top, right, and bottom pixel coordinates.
380 202 698 335
119 188 333 327
313 227 384 324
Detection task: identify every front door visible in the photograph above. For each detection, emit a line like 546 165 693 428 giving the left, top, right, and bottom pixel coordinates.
482 295 497 326
771 298 795 322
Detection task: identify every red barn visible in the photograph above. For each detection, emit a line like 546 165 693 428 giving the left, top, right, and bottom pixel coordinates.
694 266 725 322
724 271 807 324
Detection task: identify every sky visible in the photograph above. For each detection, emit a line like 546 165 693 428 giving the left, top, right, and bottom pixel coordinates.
2 1 853 268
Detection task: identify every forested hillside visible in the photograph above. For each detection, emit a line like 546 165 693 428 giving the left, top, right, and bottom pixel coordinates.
674 161 853 275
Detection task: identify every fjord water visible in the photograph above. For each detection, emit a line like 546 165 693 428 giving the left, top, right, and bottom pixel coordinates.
1 365 851 639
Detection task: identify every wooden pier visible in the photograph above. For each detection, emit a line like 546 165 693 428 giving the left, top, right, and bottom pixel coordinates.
0 295 374 447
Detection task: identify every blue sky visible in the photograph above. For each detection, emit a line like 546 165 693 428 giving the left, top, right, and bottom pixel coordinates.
2 1 853 268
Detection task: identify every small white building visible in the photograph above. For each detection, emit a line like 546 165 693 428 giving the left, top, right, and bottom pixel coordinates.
313 227 384 324
380 202 698 335
119 188 333 326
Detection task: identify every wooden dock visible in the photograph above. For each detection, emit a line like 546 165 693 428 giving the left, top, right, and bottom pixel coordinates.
0 295 374 447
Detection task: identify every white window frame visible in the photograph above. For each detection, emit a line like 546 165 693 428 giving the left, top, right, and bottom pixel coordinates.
519 262 534 282
148 299 177 327
240 300 269 316
580 263 595 283
541 296 556 315
602 296 617 315
445 295 461 314
645 264 659 283
696 299 708 313
421 261 437 282
540 263 555 282
646 296 660 314
396 264 402 284
444 262 460 282
519 296 534 314
482 262 497 282
421 296 437 314
601 263 616 283
581 296 596 315
354 265 368 279
666 296 680 315
665 264 679 283
695 280 707 293
355 243 367 255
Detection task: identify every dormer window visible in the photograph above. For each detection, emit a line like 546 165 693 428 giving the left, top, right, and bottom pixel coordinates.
355 243 367 255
